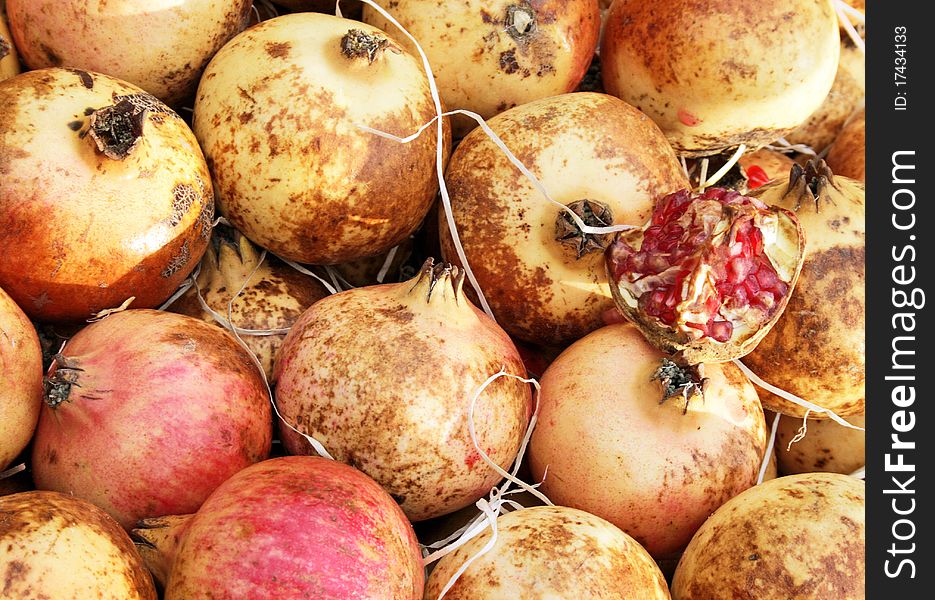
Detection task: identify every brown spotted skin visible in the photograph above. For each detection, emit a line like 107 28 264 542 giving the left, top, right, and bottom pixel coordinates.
31 310 272 530
786 41 864 153
0 68 213 323
0 491 157 599
169 231 330 380
672 473 865 600
274 266 531 521
601 0 839 156
777 414 864 476
0 287 43 470
194 13 449 265
157 457 423 599
529 324 767 559
0 3 20 81
747 172 865 418
440 92 688 347
6 0 251 105
363 0 600 138
826 109 866 182
424 506 670 599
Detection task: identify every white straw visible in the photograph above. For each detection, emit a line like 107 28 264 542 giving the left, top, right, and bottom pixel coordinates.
757 411 781 484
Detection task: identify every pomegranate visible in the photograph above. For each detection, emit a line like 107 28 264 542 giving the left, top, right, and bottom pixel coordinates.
425 506 670 599
0 491 156 599
606 187 805 364
132 456 423 599
0 287 43 470
332 236 415 287
785 39 865 153
274 259 531 521
31 309 272 529
6 0 251 105
826 108 866 182
601 0 839 156
275 0 362 17
193 13 449 265
0 68 212 322
168 225 330 380
528 324 767 559
362 0 601 138
0 2 19 81
738 149 797 190
440 92 689 346
672 473 865 599
744 161 864 417
777 414 865 476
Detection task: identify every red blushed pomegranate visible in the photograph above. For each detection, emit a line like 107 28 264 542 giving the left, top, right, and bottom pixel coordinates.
0 68 213 322
528 324 767 559
274 259 531 521
362 0 601 138
606 187 805 364
1 491 157 599
0 287 43 470
132 456 423 599
7 0 252 105
31 310 271 530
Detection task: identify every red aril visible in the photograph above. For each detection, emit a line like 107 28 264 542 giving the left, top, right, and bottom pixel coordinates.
606 188 805 364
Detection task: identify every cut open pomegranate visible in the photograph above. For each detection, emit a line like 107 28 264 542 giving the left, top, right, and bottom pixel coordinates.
606 188 805 364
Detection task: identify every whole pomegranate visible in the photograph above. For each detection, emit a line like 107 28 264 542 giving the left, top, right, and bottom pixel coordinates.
132 456 423 599
363 0 601 138
0 3 19 81
6 0 251 105
606 187 806 364
601 0 839 156
826 108 866 182
672 473 865 599
529 324 767 559
0 287 42 470
194 13 448 265
744 161 865 418
440 92 689 347
0 491 156 599
274 259 531 521
0 68 212 322
777 414 865 476
169 225 330 380
425 506 671 599
32 310 272 529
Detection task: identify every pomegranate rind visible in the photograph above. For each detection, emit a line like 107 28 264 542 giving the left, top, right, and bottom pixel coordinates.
606 190 806 364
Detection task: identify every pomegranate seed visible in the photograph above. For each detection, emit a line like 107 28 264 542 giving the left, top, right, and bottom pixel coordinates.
756 268 778 289
708 320 733 342
746 165 770 189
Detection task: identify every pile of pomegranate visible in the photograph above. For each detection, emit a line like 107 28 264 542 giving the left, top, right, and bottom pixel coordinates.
1 1 866 598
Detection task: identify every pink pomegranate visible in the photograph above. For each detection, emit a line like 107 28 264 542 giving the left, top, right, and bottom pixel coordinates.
31 309 272 529
133 456 424 599
0 286 43 469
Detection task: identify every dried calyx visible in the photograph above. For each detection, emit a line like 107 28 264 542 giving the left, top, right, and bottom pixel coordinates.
341 29 395 64
784 159 837 211
606 187 805 364
652 359 707 412
555 199 614 259
506 2 537 41
89 93 173 160
0 36 10 60
43 354 83 408
407 258 466 305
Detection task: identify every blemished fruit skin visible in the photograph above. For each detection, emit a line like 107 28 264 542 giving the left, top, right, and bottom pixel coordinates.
193 13 449 265
0 491 157 599
529 324 767 559
424 506 671 600
135 456 425 600
0 68 213 322
6 0 252 105
31 309 272 530
274 261 531 521
0 3 20 81
0 286 43 470
363 0 601 138
745 163 865 418
440 92 689 347
601 0 840 156
776 414 865 476
826 108 866 182
671 473 865 600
